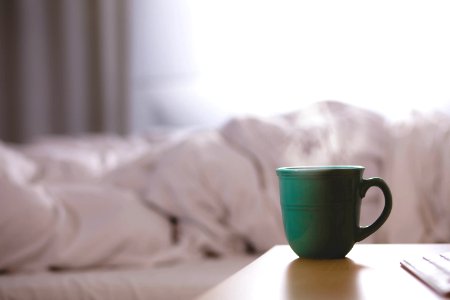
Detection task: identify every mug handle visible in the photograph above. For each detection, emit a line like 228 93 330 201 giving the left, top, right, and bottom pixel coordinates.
355 177 393 242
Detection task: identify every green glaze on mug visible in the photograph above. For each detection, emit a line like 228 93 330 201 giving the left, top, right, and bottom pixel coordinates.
276 166 392 259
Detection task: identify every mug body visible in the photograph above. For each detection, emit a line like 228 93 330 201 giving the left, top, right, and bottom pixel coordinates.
277 166 364 259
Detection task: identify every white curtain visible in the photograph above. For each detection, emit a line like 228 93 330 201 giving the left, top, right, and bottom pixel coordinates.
0 0 130 143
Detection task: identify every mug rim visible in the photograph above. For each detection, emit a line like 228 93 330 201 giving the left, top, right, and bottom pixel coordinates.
276 165 365 176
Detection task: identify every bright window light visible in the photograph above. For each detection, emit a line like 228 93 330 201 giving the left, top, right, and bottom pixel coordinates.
184 0 450 119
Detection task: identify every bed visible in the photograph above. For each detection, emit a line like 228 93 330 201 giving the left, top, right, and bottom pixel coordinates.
0 255 255 300
1 101 449 299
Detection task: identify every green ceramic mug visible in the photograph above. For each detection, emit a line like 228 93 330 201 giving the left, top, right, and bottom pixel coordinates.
276 166 392 259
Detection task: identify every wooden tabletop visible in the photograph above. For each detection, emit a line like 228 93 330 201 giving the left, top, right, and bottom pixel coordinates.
197 244 450 300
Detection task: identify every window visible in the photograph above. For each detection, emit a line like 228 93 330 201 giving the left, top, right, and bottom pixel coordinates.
132 0 450 128
187 0 450 119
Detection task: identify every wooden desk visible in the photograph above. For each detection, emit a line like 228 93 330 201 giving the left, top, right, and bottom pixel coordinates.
197 244 450 300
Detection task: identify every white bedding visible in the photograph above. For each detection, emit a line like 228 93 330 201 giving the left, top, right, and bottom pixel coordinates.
0 100 449 276
0 255 256 300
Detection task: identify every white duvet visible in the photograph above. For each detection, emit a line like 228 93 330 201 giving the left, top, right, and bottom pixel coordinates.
0 101 449 272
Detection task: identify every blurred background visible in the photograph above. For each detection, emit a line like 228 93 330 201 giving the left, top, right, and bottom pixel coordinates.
1 0 450 143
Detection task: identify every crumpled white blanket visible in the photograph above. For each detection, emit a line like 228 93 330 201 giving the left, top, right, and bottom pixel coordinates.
379 112 450 243
0 136 173 272
144 101 389 258
0 101 449 272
